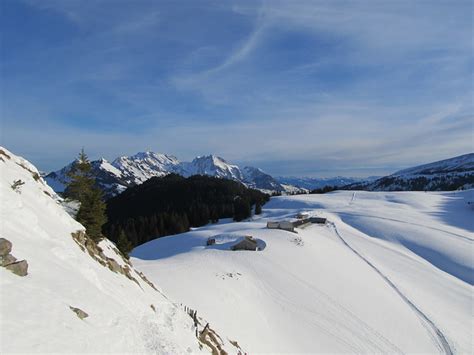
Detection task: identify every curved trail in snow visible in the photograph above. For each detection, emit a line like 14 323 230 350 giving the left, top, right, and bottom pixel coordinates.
247 255 403 353
328 221 453 355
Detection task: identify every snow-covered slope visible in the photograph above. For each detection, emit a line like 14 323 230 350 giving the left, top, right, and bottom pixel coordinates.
132 190 473 353
347 153 474 191
46 151 290 196
0 147 243 354
395 153 474 175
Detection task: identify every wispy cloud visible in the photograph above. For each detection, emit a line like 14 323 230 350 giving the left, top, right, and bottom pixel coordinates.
2 0 472 175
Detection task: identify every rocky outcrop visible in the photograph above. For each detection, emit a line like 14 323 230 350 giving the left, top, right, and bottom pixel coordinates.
0 238 28 276
0 238 12 256
5 260 28 277
70 306 88 320
70 230 159 291
183 306 244 355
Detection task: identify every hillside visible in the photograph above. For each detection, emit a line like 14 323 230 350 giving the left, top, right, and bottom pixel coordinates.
132 190 473 353
346 153 474 191
0 147 243 354
45 152 289 197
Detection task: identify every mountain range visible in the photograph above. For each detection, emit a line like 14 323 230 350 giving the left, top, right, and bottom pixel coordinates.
45 151 474 198
275 176 378 190
346 153 474 191
45 152 289 198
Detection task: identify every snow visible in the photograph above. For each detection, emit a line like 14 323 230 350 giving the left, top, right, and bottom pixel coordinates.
0 147 239 354
394 153 474 176
132 189 473 353
181 155 244 181
97 157 123 177
353 153 474 191
111 151 179 184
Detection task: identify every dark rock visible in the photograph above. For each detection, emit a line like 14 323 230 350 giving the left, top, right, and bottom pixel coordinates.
70 306 88 320
0 238 12 256
4 260 28 276
0 254 17 266
106 258 122 273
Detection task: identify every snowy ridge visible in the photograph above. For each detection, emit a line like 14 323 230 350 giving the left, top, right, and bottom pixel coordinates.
112 151 180 185
180 155 244 180
0 146 244 354
394 153 474 176
346 153 474 191
46 151 294 197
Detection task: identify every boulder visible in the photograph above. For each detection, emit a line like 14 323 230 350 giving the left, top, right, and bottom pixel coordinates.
0 238 12 256
70 306 88 320
0 254 17 266
4 260 28 276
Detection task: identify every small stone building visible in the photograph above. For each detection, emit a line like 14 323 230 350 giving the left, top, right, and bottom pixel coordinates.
231 236 258 251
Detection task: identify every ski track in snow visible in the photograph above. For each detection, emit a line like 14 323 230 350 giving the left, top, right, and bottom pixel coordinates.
250 255 404 353
328 221 454 355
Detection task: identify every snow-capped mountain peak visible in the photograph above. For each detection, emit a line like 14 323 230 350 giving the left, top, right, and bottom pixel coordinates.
111 151 180 185
181 154 243 180
93 158 122 178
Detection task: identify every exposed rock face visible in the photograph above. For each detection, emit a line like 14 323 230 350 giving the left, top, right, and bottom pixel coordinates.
0 254 17 266
0 238 12 256
0 238 28 276
4 260 28 276
70 306 88 320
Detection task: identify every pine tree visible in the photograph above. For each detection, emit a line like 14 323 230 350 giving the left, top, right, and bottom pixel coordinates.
116 229 133 258
66 149 107 242
255 202 262 215
65 149 94 202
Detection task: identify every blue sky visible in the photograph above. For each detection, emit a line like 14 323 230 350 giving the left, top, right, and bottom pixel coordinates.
1 0 472 177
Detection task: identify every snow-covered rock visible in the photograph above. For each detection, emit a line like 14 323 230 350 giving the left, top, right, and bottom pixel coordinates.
0 146 244 354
